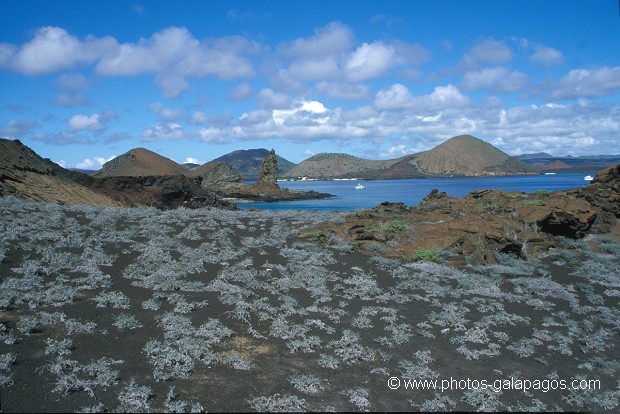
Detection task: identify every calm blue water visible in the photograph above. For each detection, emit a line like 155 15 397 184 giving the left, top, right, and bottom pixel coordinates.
239 174 595 211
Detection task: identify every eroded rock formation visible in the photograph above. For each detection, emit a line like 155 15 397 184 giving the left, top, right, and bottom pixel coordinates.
257 149 278 187
304 165 619 265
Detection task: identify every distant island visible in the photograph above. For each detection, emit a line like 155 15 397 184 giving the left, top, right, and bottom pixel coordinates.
2 134 619 210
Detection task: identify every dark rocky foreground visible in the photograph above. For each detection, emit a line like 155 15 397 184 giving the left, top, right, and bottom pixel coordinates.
0 196 619 412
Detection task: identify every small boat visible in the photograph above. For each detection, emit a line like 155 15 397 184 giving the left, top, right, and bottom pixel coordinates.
355 183 364 190
584 175 594 181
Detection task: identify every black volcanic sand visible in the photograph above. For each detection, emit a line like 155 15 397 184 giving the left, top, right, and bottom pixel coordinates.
0 197 619 412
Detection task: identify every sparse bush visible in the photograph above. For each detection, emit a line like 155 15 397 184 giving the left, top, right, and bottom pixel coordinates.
386 220 407 233
95 291 130 309
288 373 322 394
117 379 153 413
298 231 326 242
412 247 443 263
113 314 143 330
247 394 306 412
342 387 370 411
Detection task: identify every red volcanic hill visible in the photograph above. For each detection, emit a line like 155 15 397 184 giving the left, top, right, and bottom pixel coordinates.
95 147 189 177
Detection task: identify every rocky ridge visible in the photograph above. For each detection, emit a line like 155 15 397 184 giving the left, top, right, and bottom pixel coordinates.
208 149 333 202
303 164 620 265
0 139 234 209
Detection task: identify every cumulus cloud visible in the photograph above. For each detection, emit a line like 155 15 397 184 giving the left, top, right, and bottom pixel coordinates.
530 45 563 67
551 66 620 99
345 42 395 82
0 26 256 98
183 156 203 164
141 122 192 141
68 111 115 132
374 84 415 110
462 38 513 68
374 84 470 111
461 67 528 93
0 26 115 75
257 88 291 109
272 100 329 126
75 155 116 170
287 21 353 58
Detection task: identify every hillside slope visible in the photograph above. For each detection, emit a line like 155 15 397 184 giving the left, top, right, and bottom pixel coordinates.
95 147 189 177
210 148 296 179
285 153 400 178
0 139 122 206
0 139 234 209
412 135 532 176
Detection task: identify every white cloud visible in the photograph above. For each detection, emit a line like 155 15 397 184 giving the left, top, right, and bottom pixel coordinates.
141 122 192 141
374 84 415 110
530 45 563 67
0 26 256 98
184 157 203 164
462 39 512 68
272 100 329 126
68 111 115 132
287 21 353 58
288 57 340 80
374 84 470 111
0 26 115 76
461 67 528 92
257 88 291 109
198 127 228 143
75 155 116 170
552 66 620 99
345 42 395 82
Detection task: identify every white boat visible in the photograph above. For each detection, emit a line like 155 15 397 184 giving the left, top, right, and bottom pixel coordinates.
355 183 364 190
584 175 594 181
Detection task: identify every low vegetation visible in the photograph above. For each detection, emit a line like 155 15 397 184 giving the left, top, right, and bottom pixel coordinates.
0 196 619 412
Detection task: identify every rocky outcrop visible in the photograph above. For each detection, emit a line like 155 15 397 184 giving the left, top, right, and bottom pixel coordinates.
0 138 234 210
304 165 620 265
1 139 122 207
257 149 278 187
576 164 620 233
207 149 333 202
85 175 235 210
189 162 244 190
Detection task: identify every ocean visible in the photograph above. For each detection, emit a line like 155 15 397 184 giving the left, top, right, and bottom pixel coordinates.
239 173 595 211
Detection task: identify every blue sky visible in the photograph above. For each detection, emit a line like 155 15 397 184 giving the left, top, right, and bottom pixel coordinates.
1 0 619 169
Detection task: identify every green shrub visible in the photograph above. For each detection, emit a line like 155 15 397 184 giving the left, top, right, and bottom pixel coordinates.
386 220 407 233
298 231 326 242
412 247 443 263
